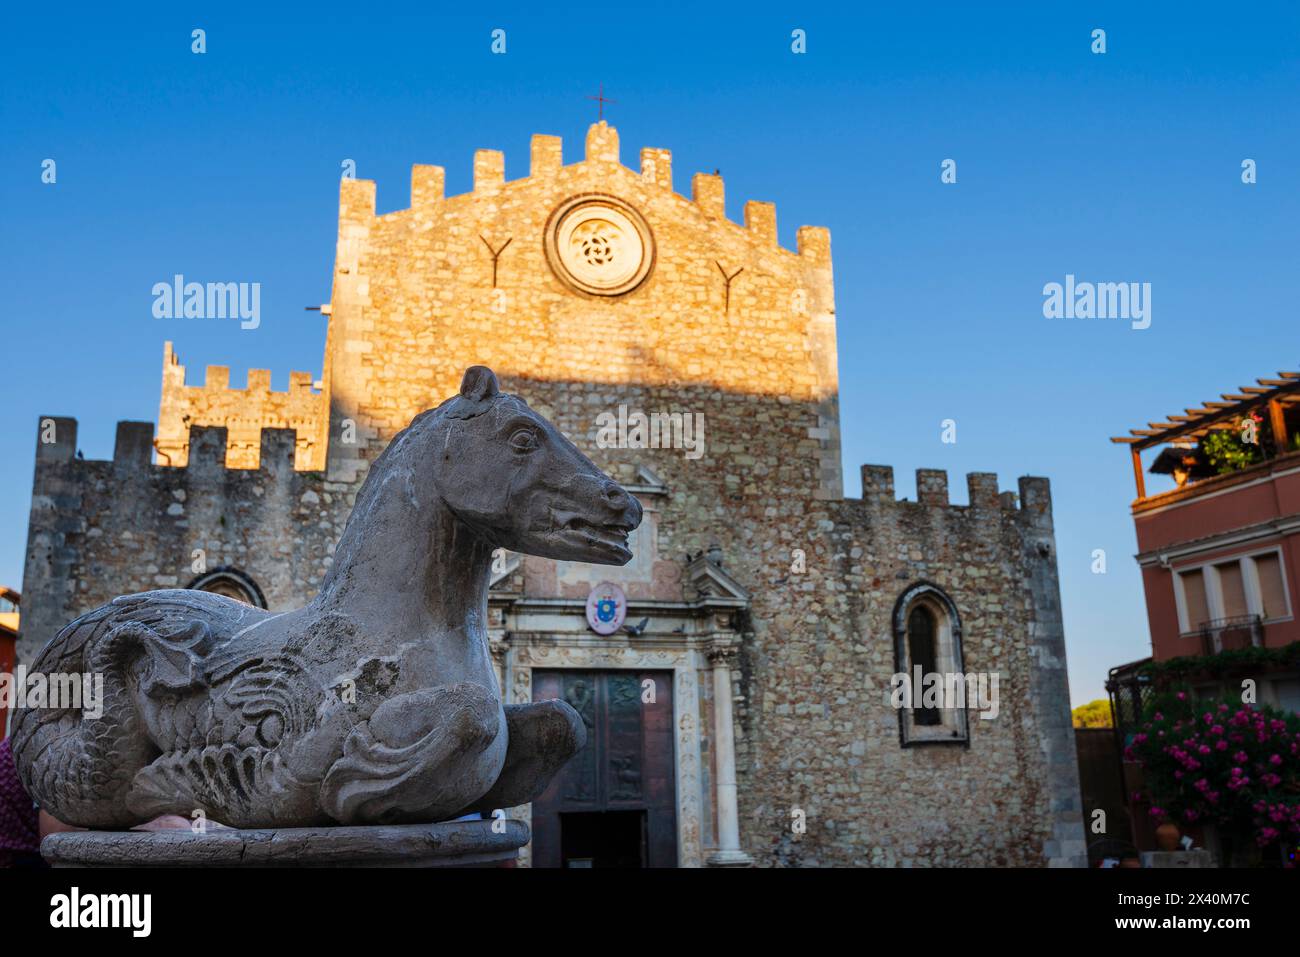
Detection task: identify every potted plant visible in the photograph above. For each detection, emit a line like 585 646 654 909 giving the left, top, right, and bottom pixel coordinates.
1198 412 1271 475
1154 815 1182 852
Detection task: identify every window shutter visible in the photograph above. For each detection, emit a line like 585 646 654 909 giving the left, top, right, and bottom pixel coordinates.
1254 553 1289 620
1216 561 1249 619
1180 568 1210 631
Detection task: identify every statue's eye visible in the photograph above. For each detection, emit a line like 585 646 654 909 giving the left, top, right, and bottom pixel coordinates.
509 428 538 453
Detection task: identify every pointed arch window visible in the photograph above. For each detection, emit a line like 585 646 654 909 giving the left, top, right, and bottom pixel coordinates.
185 566 267 609
893 582 970 746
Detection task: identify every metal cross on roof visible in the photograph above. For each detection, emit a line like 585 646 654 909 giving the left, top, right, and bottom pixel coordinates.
587 84 616 121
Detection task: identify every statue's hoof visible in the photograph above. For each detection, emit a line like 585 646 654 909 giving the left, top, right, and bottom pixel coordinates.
532 699 587 762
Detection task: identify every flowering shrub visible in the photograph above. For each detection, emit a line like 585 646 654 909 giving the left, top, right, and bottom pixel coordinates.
1125 690 1300 864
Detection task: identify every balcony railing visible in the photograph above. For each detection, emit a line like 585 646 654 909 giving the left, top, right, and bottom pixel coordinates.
1194 615 1263 655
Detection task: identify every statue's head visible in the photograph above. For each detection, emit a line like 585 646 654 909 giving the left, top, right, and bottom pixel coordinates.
427 366 642 565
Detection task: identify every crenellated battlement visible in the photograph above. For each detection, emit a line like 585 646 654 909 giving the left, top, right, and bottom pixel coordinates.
341 121 825 257
157 341 327 471
162 341 318 397
33 415 309 477
22 413 337 664
856 464 1054 524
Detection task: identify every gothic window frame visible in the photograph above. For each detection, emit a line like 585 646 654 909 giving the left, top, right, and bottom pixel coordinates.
892 582 970 748
185 566 268 609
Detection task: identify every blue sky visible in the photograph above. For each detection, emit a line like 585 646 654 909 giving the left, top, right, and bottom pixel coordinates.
2 3 1297 706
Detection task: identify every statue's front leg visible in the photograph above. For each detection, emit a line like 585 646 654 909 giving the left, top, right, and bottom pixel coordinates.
319 683 506 825
458 700 586 815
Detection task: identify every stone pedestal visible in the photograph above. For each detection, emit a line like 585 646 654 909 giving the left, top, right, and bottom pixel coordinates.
41 820 529 868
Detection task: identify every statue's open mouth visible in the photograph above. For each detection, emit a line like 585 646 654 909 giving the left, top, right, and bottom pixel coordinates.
556 514 634 561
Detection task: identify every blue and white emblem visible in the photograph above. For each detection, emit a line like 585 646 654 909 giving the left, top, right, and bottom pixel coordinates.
585 581 628 636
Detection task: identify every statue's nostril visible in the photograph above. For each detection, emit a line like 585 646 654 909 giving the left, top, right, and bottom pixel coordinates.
603 484 627 509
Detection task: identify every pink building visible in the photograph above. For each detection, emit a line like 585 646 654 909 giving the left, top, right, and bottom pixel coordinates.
1106 369 1300 854
1111 370 1300 690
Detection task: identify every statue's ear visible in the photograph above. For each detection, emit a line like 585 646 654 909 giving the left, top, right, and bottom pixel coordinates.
460 366 499 402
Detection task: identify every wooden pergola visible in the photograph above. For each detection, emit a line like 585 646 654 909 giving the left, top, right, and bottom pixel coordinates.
1110 370 1300 499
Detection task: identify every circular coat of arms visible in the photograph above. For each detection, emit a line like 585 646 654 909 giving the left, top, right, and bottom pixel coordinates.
585 581 628 636
544 194 655 297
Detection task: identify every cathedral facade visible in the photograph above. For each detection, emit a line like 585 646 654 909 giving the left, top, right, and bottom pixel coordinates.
19 123 1085 866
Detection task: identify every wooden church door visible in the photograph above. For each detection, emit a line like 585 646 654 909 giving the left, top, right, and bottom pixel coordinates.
529 671 677 867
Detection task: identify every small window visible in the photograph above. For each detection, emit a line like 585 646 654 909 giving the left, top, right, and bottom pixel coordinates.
185 567 267 609
1272 678 1300 715
892 583 970 747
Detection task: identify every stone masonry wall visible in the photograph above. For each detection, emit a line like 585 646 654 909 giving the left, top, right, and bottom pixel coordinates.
465 378 1085 866
18 417 341 663
323 121 841 498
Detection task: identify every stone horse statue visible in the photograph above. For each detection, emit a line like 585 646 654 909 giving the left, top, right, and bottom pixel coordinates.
12 366 642 829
